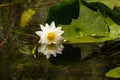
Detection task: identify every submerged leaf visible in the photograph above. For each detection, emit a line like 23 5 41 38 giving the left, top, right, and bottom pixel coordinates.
19 45 34 55
20 9 35 27
106 67 120 78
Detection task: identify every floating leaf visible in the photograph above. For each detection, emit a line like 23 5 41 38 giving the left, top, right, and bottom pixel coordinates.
61 4 109 43
85 0 120 9
109 23 120 37
106 67 120 78
45 0 79 25
20 9 35 27
45 0 120 44
82 0 120 25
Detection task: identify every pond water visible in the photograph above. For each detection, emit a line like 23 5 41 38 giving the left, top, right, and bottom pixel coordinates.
0 0 120 80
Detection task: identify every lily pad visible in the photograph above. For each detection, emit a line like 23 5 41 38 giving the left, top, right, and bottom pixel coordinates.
82 0 120 25
45 0 79 25
85 0 120 9
61 4 109 43
106 67 120 78
45 0 120 44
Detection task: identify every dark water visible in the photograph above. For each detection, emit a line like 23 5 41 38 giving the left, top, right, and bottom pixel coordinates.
0 0 120 80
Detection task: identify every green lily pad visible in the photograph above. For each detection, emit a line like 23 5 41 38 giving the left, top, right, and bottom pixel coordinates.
106 67 120 78
45 0 79 25
82 0 120 25
61 4 109 43
45 0 120 44
85 0 120 9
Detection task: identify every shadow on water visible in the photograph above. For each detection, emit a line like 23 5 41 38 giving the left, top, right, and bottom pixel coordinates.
49 44 81 65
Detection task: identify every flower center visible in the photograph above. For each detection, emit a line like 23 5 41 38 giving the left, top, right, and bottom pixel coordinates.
47 32 56 42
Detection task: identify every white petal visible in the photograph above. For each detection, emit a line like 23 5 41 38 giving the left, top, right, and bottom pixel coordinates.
56 27 62 32
45 52 51 59
40 24 45 31
38 47 42 53
56 27 62 31
45 23 50 28
60 44 64 49
56 36 62 43
55 27 64 36
61 31 64 34
57 44 64 51
41 39 47 44
35 31 42 36
57 51 62 54
50 21 55 29
38 39 41 43
37 44 46 53
52 53 57 57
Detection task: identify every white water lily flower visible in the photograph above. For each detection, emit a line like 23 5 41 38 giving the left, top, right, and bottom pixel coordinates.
38 44 64 59
35 21 64 44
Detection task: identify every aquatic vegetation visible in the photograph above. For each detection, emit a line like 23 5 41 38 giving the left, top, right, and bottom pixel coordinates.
20 9 35 27
44 0 120 79
37 44 64 59
45 0 120 44
106 67 120 78
0 0 120 80
35 21 64 44
35 21 64 59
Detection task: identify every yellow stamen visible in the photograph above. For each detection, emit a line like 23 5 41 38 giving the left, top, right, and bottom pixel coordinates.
47 32 56 42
